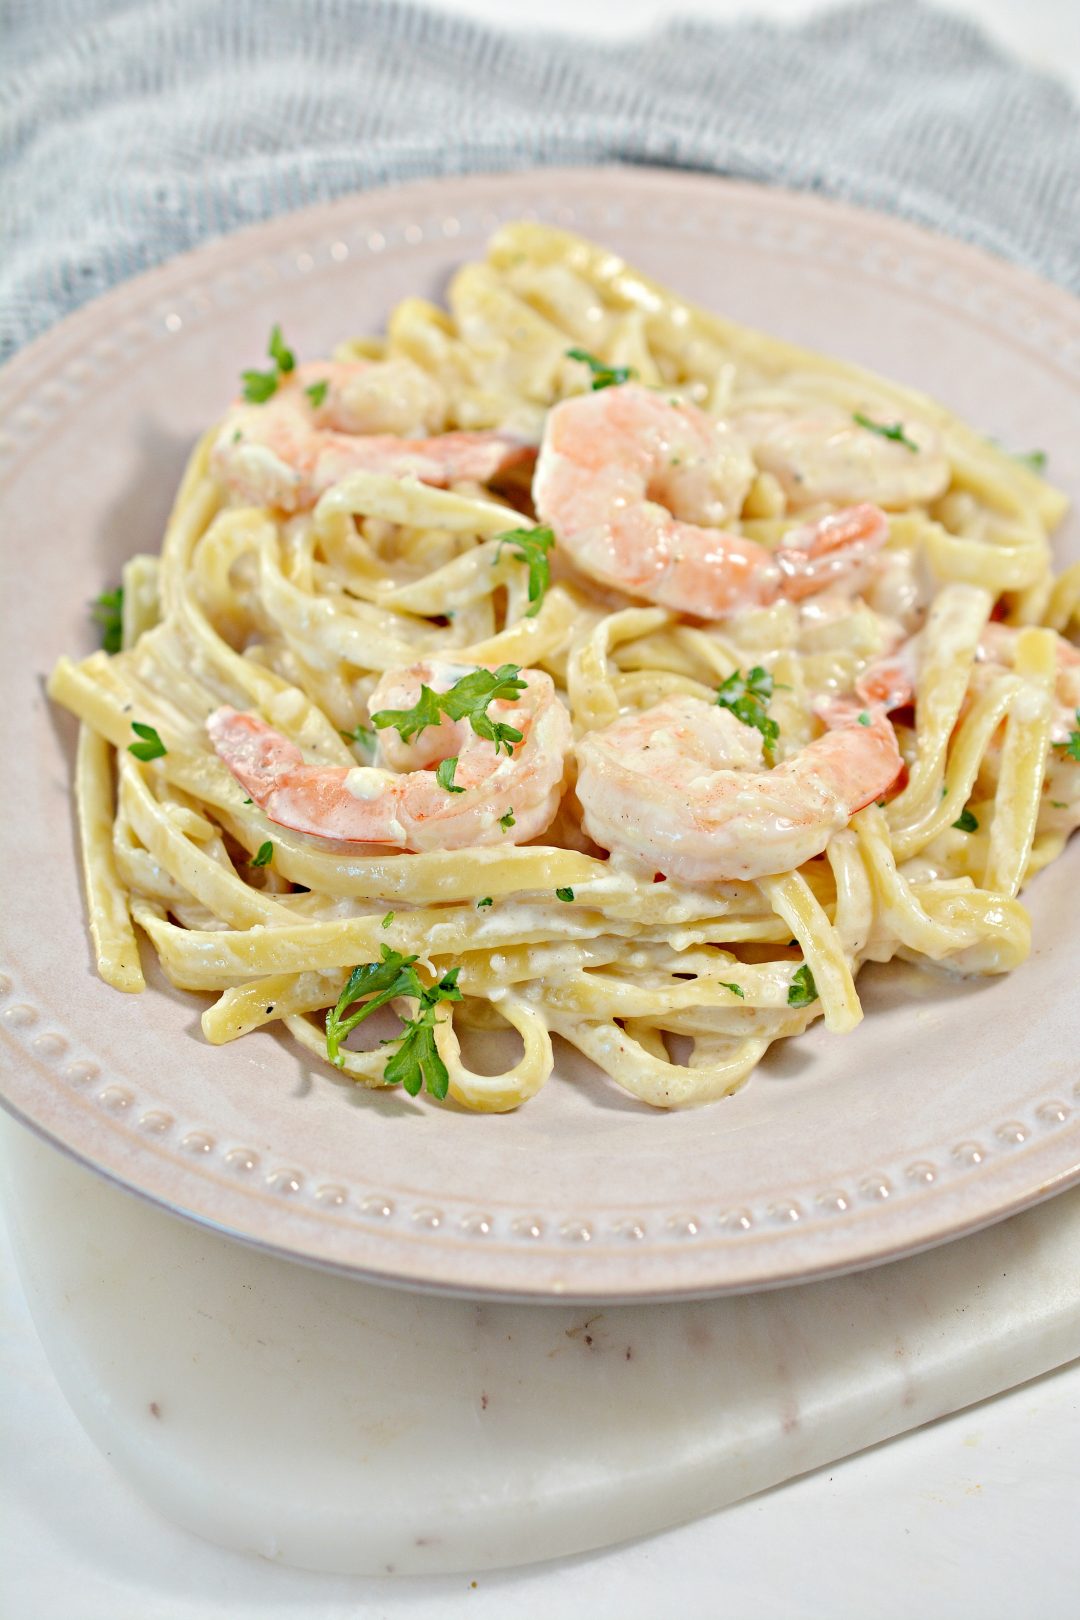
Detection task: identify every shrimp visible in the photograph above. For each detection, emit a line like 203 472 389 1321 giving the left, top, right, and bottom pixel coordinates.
575 694 902 882
533 383 888 618
207 660 571 852
212 359 533 513
735 405 951 511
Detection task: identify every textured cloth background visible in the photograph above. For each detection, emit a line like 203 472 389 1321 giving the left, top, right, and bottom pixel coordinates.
2 0 1079 362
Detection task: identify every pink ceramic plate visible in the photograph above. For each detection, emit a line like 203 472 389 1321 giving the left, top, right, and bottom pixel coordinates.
1 168 1078 1301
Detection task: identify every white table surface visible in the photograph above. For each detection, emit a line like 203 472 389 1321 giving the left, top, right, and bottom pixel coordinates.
4 2 1080 1615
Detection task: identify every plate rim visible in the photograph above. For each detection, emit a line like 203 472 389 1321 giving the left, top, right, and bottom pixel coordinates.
2 163 1079 1302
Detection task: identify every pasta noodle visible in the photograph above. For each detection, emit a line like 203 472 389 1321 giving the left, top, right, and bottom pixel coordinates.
47 224 1078 1111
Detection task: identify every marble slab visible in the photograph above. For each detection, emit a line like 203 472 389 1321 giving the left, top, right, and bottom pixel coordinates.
3 1114 1079 1577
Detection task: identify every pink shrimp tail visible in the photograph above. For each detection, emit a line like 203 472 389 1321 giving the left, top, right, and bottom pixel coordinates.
206 706 303 802
776 503 889 602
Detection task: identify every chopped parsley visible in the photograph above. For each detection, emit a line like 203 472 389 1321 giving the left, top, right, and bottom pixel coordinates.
476 897 493 908
241 324 296 404
436 756 465 794
127 721 166 762
555 887 574 903
499 809 516 831
304 379 329 409
1051 800 1067 810
381 911 395 928
720 981 745 999
857 711 871 727
91 587 124 654
340 723 376 756
787 964 818 1008
853 412 919 453
715 666 779 755
565 346 635 391
1054 711 1080 763
493 525 554 617
952 808 979 833
268 324 295 374
251 840 273 867
372 665 527 756
1013 449 1047 473
324 947 462 1098
382 969 462 1100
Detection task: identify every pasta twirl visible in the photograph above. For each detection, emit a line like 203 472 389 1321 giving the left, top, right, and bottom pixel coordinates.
48 225 1079 1111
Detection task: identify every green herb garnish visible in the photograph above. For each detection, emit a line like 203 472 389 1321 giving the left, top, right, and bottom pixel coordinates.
268 324 295 374
326 947 420 1071
436 757 465 794
555 887 574 903
381 969 462 1100
499 809 516 831
340 723 376 755
715 666 779 755
381 911 394 928
857 711 871 726
952 808 979 833
251 840 273 867
1014 449 1047 473
476 897 493 908
304 379 328 409
853 412 919 453
565 347 635 391
720 981 745 999
788 964 818 1008
127 721 166 762
92 587 124 654
372 665 527 756
493 525 554 617
1054 712 1080 763
241 324 296 403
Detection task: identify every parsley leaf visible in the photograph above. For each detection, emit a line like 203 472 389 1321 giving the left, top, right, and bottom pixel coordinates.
241 325 296 404
127 721 167 762
719 981 745 999
267 324 295 375
853 412 919 453
372 665 527 756
251 840 273 867
92 587 124 654
476 897 493 908
381 969 462 1099
555 887 574 902
381 911 394 928
952 808 979 833
565 347 635 391
436 756 465 794
340 723 376 756
857 711 871 727
325 946 422 1069
371 683 444 744
305 379 329 409
715 666 780 755
241 368 279 404
787 964 818 1008
1054 711 1080 763
499 809 515 831
1014 449 1047 473
493 525 555 617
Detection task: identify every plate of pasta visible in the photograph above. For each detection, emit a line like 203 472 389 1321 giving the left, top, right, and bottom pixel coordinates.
2 168 1079 1300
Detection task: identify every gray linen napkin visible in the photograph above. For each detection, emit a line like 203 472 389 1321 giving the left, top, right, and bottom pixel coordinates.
2 0 1078 361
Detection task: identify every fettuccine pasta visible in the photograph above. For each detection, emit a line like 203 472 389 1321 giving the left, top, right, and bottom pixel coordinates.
48 223 1080 1111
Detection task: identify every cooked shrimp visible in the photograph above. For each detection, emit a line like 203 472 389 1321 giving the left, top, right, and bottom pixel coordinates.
575 694 902 881
212 359 533 513
735 405 951 511
533 383 888 617
207 660 571 852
